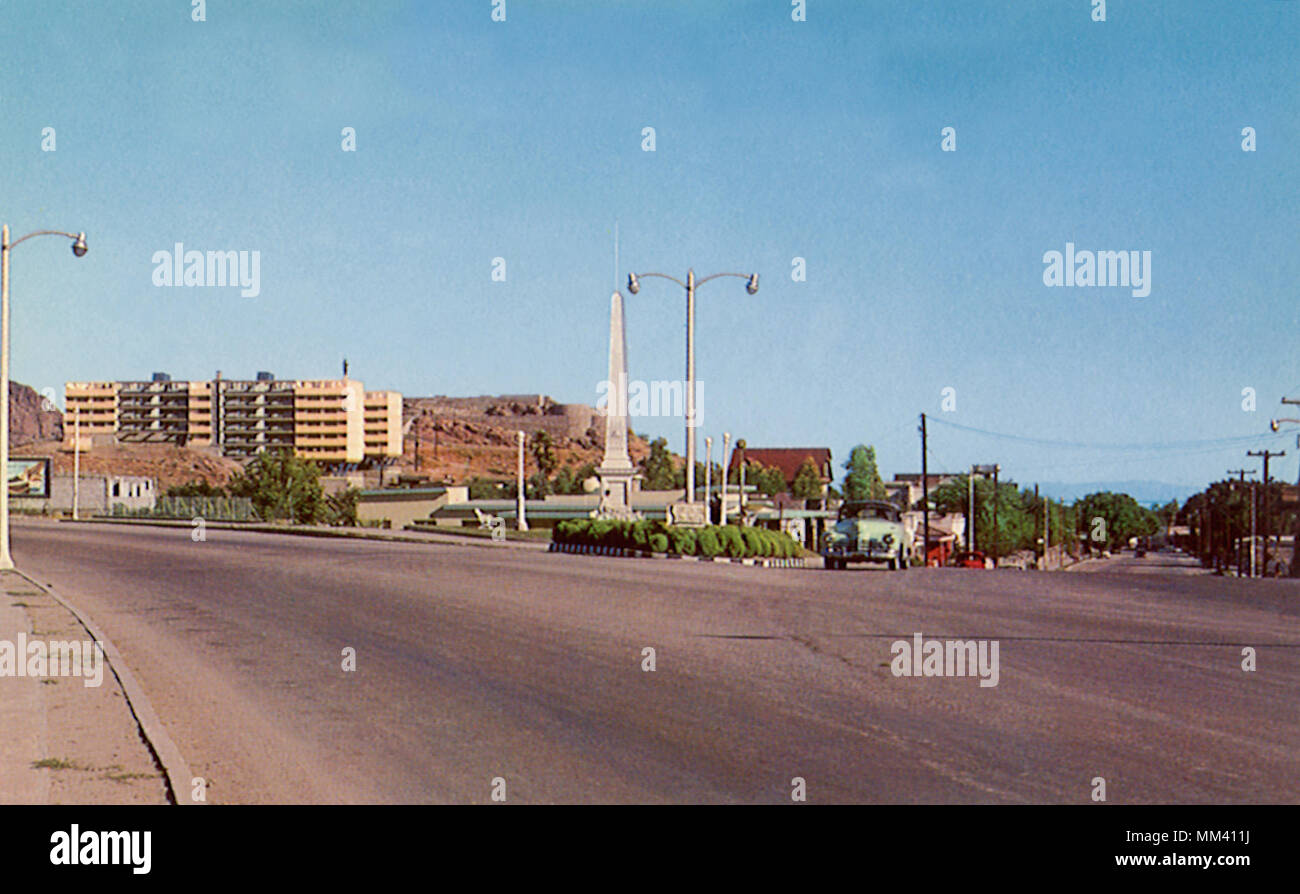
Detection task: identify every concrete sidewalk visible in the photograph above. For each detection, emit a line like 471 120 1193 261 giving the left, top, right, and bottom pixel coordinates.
0 567 167 804
0 571 49 803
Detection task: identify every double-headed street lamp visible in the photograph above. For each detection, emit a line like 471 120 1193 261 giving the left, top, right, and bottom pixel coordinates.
1 226 88 569
627 268 758 505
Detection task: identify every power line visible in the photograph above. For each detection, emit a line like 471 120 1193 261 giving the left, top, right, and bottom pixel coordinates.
927 416 1290 452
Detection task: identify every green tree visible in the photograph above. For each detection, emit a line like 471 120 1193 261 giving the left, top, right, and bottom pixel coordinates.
1075 491 1160 551
530 431 558 480
526 471 552 499
322 487 360 527
553 465 576 495
166 479 227 498
639 437 677 490
929 475 1057 556
790 457 823 501
749 462 787 498
573 462 597 492
227 449 324 523
468 477 511 500
842 444 887 501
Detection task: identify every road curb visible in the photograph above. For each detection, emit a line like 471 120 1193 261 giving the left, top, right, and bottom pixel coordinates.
14 569 196 806
547 541 810 568
59 516 548 552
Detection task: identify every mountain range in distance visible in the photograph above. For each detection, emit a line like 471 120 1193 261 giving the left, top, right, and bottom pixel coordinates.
1034 481 1201 506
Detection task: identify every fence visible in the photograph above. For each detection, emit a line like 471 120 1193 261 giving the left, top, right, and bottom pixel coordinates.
111 496 259 522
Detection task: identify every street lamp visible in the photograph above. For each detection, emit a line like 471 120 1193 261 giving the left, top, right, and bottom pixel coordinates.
626 268 758 505
0 226 87 569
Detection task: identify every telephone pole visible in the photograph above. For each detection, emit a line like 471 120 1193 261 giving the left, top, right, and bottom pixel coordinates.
1248 449 1285 575
992 464 1000 565
967 466 975 552
1227 468 1255 575
920 413 929 565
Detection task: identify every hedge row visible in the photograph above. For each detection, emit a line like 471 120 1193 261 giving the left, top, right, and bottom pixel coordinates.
553 519 802 559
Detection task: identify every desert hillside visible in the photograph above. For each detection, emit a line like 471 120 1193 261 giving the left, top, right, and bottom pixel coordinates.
9 384 663 491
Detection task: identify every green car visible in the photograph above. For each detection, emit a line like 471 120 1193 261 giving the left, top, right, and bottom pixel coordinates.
821 500 911 571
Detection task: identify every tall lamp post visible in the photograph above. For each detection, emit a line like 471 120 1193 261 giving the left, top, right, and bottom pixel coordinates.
1 226 87 570
627 269 758 505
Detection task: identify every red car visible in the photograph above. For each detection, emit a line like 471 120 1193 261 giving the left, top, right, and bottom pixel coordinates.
952 550 989 569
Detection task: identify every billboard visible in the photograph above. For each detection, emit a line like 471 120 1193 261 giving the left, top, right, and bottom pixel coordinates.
8 457 51 498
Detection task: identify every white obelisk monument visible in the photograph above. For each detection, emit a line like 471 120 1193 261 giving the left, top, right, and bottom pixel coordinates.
595 291 639 520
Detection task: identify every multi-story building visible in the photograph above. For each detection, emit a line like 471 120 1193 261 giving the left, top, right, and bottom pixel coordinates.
63 381 118 447
364 391 403 460
64 372 403 464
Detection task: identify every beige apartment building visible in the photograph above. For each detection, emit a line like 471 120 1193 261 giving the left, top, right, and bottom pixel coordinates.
64 372 403 464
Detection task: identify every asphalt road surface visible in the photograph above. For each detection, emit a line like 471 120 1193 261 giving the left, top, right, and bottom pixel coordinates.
14 520 1300 804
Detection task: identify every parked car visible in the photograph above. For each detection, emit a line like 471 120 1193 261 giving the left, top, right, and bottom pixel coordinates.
952 550 989 569
821 500 911 571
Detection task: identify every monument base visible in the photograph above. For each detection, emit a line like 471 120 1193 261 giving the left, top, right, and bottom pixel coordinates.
667 501 707 528
594 468 641 521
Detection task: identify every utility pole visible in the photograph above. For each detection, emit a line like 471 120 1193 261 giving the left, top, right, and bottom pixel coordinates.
968 465 975 552
920 413 929 565
721 432 731 526
992 464 1000 565
72 406 80 520
516 430 528 531
705 436 713 523
1227 468 1254 576
1248 449 1285 575
1037 483 1049 570
1251 480 1258 578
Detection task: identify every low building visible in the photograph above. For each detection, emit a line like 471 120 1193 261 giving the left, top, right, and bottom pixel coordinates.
887 472 963 510
726 447 833 497
12 474 156 515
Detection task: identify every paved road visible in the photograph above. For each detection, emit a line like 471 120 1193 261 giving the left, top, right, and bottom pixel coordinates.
1070 550 1210 575
14 519 1300 803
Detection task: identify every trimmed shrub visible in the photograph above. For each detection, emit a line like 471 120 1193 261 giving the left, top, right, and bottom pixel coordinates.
649 533 669 553
669 527 698 556
696 527 722 558
741 527 763 557
721 526 746 557
630 520 651 550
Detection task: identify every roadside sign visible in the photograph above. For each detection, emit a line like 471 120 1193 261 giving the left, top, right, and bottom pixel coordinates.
8 457 51 498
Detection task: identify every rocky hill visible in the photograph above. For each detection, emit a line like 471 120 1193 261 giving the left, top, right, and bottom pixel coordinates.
6 383 664 491
399 394 653 484
10 381 62 446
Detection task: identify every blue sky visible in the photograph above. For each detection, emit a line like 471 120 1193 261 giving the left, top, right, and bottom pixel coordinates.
2 0 1297 495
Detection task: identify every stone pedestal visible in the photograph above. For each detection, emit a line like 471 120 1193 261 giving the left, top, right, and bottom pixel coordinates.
668 501 706 528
